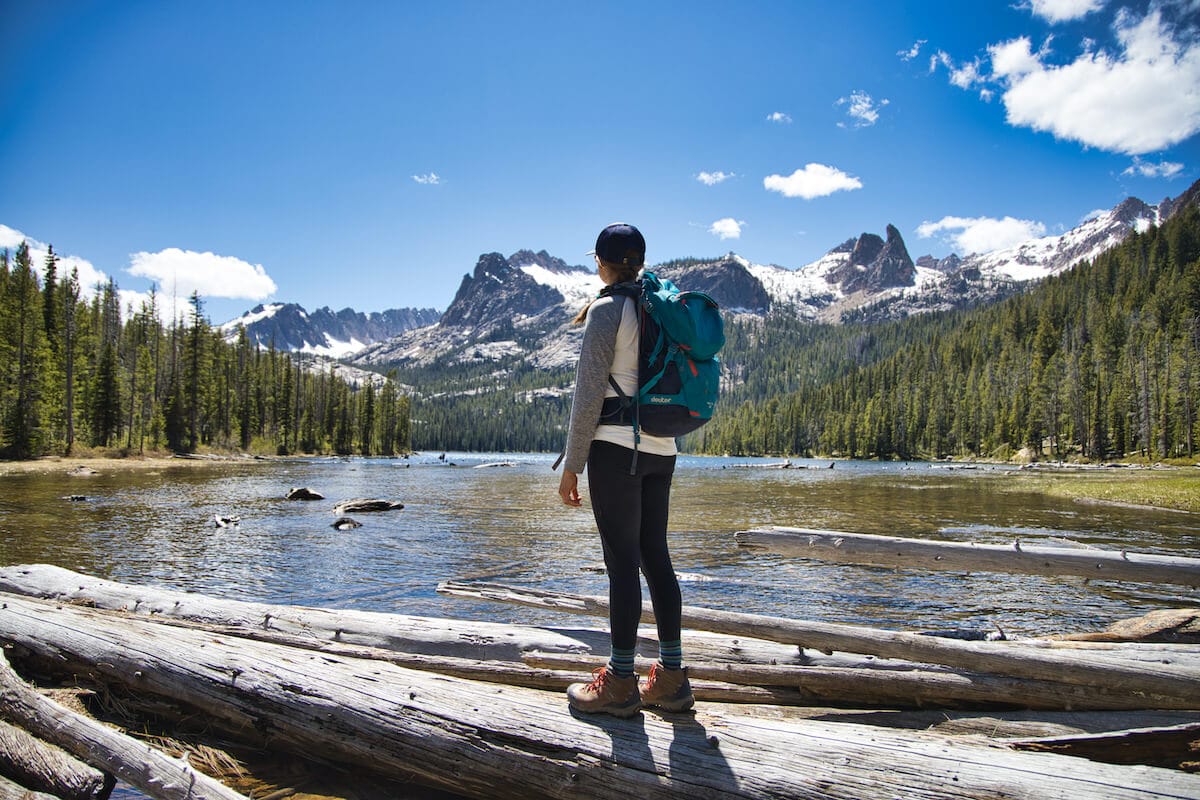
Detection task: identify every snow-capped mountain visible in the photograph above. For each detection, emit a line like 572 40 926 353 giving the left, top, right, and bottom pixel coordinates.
220 303 440 357
351 181 1194 373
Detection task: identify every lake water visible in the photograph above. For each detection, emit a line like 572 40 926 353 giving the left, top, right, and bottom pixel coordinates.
2 453 1198 638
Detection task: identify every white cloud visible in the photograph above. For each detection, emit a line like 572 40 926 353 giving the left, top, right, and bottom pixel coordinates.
128 248 277 302
697 171 735 185
0 224 108 294
989 9 1200 154
708 218 745 240
917 215 1048 254
1122 156 1185 177
837 91 889 127
766 111 793 124
1029 0 1105 23
989 37 1046 77
412 172 441 184
932 51 992 96
763 163 863 199
899 40 926 61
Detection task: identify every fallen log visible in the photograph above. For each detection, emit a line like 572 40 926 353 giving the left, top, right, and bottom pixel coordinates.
2 595 1197 800
0 650 249 800
0 719 111 800
58 610 804 706
0 773 58 800
437 581 1200 706
1050 608 1200 643
0 563 811 667
521 652 1190 711
734 526 1200 586
331 498 403 514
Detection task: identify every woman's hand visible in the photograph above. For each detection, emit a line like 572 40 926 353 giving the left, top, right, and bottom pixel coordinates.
558 470 582 507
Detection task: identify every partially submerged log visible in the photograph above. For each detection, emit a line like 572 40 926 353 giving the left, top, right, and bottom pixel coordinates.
438 581 1200 706
1051 608 1200 643
0 649 249 800
332 498 403 514
0 718 111 800
734 526 1200 586
2 595 1196 800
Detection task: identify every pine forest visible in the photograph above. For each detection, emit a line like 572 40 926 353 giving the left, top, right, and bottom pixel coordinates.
0 241 410 460
700 202 1200 462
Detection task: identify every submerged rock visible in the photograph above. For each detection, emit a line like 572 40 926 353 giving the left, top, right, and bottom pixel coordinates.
286 487 324 501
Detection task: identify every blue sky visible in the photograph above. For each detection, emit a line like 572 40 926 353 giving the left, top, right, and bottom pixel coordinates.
2 0 1198 324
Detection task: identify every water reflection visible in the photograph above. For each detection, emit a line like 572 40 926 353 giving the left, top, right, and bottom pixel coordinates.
1 454 1196 637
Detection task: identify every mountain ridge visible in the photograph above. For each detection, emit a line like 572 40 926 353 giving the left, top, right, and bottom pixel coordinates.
224 181 1198 367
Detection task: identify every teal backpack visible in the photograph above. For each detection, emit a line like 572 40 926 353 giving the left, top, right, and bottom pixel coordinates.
599 272 724 467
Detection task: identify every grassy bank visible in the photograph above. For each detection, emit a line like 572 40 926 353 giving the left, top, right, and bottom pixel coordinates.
0 451 256 476
1006 468 1200 513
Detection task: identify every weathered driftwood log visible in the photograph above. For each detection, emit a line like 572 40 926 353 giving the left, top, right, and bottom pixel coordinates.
331 498 403 514
0 650 249 800
0 564 811 666
437 581 1200 705
0 718 111 800
2 596 1196 800
1049 608 1200 643
64 611 803 706
520 652 1190 711
734 526 1200 586
0 773 59 800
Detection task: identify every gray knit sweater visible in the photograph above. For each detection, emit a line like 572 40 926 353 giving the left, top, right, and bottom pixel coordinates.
561 295 623 475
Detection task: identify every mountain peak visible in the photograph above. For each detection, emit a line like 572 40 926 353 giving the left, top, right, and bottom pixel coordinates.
829 224 916 293
439 251 564 330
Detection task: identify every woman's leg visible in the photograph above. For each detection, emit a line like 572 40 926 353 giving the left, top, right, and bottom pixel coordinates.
637 454 682 654
587 441 645 657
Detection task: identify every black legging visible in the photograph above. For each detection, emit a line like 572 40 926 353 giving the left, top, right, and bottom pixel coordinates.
586 440 681 651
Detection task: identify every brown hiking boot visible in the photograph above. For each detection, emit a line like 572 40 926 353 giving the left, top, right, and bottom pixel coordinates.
567 667 641 717
640 663 694 711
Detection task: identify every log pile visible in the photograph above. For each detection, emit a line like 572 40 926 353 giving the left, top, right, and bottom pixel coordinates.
0 564 1198 799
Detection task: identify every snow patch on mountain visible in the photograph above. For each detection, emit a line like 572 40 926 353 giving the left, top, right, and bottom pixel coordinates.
520 263 601 306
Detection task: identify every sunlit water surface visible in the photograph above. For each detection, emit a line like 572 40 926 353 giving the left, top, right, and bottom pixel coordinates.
2 453 1198 638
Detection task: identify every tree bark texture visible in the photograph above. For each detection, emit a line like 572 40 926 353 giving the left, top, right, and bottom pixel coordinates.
0 772 60 800
0 718 111 800
0 650 249 800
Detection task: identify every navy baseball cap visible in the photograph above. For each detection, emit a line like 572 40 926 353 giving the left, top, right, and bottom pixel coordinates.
588 223 645 267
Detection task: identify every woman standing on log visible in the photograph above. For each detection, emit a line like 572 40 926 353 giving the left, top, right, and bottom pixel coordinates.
555 222 694 717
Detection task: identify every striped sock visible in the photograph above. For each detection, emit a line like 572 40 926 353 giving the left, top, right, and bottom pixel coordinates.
658 639 683 671
608 647 637 678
